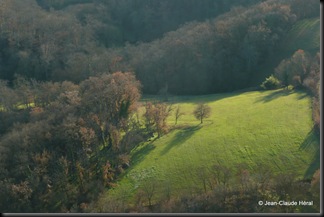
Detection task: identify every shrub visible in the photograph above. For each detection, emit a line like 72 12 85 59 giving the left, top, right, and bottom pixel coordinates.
260 75 281 90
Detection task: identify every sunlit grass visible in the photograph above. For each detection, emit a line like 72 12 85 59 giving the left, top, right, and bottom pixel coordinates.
97 89 318 209
0 102 35 111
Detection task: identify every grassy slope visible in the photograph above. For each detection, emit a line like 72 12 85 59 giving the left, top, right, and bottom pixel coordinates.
96 89 318 208
253 17 320 85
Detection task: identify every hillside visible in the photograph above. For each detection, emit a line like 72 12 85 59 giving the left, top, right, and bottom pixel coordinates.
1 0 319 95
94 89 318 210
253 18 320 85
0 0 320 213
283 18 320 54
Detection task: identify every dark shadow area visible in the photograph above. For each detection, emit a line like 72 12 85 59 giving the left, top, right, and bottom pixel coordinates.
254 89 294 103
142 87 265 106
297 92 309 100
130 143 156 168
182 92 243 105
304 150 320 179
299 127 319 151
160 125 201 156
300 127 320 178
142 90 247 105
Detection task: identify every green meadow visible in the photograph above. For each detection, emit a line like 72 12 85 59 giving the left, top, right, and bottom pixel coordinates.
96 89 319 208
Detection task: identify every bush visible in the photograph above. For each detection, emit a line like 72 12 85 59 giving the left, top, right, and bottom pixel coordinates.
260 75 281 90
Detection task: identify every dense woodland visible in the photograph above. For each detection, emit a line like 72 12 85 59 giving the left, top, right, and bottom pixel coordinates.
0 0 319 93
0 0 320 213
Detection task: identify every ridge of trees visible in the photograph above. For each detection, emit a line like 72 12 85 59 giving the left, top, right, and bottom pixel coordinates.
107 0 318 94
35 0 264 45
0 0 319 95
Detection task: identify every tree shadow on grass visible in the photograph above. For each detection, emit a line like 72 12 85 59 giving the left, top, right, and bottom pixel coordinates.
160 125 201 156
299 127 320 178
297 92 309 100
254 89 294 103
299 127 319 151
304 150 320 179
130 143 156 168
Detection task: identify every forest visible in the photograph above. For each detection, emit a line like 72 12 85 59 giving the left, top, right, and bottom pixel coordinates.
0 0 320 213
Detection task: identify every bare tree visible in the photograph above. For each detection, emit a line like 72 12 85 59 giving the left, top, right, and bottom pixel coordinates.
174 105 185 125
138 177 158 209
193 103 211 124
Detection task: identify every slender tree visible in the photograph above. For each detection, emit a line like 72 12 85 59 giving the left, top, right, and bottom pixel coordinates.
174 105 185 125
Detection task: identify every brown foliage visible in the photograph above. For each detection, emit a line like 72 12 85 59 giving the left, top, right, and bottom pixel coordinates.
144 102 172 137
79 72 141 148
